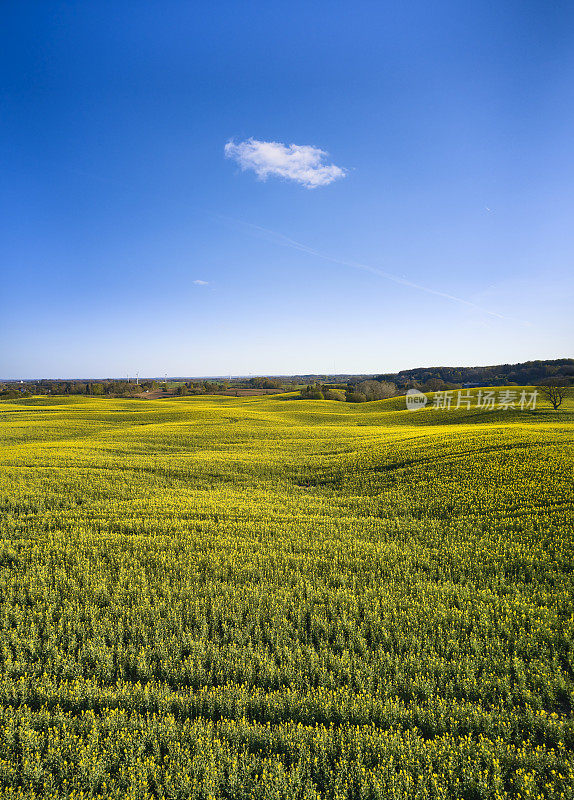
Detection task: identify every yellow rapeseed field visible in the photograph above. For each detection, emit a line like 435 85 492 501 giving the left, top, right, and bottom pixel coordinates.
0 389 572 799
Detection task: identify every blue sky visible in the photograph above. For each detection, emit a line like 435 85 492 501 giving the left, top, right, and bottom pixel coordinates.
1 0 573 378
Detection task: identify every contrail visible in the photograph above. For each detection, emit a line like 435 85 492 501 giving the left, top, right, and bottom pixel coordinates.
65 167 527 324
211 213 529 325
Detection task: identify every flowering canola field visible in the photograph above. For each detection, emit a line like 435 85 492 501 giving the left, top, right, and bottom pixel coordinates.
0 390 572 799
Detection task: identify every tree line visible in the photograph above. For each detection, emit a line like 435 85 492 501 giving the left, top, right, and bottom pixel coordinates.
2 359 571 402
300 380 397 402
0 376 292 400
374 358 574 389
0 379 159 399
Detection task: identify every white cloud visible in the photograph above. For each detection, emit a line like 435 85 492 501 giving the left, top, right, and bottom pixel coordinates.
224 138 347 188
193 279 209 285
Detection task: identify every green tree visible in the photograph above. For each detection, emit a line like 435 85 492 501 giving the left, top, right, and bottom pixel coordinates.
324 389 345 401
346 390 367 403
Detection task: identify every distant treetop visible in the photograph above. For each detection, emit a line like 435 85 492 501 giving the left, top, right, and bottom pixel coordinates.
373 359 574 389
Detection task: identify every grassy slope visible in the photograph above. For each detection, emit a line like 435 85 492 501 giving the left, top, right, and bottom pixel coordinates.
0 389 572 799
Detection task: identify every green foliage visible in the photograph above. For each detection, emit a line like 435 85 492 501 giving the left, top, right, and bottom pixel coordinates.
300 383 325 400
346 390 367 403
0 389 572 798
249 377 285 390
301 385 346 401
323 389 346 401
377 358 574 389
